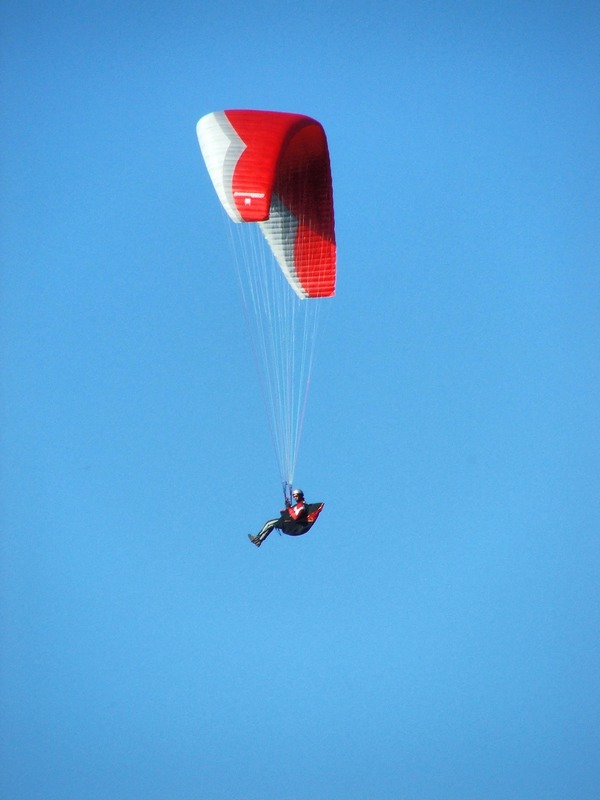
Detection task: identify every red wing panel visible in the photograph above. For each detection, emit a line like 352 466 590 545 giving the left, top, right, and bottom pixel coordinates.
224 110 307 223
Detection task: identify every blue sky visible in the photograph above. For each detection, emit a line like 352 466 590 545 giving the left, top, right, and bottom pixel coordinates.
1 2 599 798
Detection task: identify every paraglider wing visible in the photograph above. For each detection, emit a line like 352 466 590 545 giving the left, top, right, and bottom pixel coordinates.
196 109 336 488
197 109 336 299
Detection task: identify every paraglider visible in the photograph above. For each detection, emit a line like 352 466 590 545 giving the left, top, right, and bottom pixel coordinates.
248 488 324 548
196 110 335 541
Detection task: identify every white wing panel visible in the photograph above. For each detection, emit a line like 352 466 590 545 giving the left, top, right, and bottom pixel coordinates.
196 112 246 222
259 195 307 299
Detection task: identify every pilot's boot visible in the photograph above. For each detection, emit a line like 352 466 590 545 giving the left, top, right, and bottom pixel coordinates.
248 520 277 547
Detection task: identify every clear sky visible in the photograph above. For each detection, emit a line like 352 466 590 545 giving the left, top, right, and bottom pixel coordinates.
1 2 599 798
